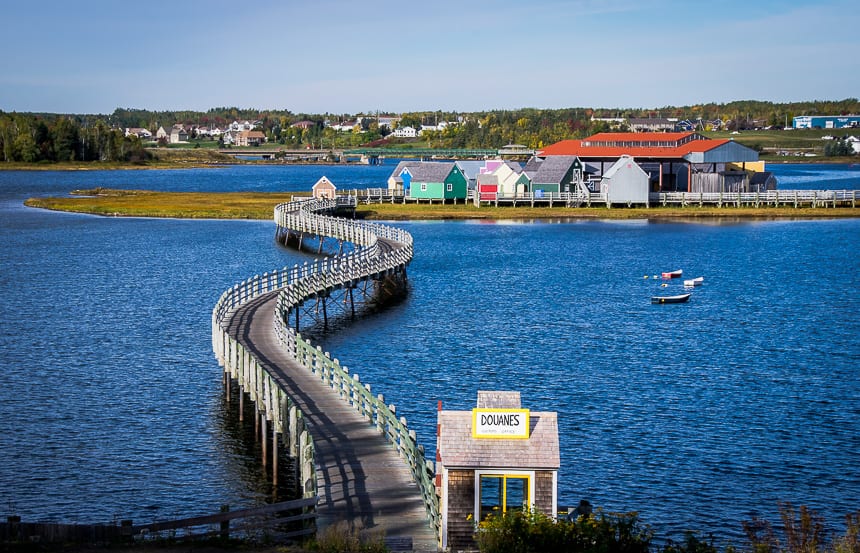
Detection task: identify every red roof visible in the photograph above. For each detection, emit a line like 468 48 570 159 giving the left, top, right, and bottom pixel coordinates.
538 132 729 159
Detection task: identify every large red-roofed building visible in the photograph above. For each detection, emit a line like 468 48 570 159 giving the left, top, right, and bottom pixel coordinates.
538 132 764 193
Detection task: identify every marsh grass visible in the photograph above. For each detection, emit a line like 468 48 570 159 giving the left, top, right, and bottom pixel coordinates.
23 188 860 220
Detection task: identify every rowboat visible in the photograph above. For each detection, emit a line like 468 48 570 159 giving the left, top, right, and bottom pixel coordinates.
683 277 704 287
661 269 683 279
651 293 691 304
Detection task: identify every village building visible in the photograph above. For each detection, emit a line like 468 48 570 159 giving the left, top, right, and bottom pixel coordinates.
627 117 676 133
453 161 485 192
526 155 593 196
124 128 152 139
386 160 422 192
392 125 418 138
290 120 316 130
235 130 266 147
476 159 529 200
400 161 468 201
599 155 650 206
538 132 763 193
436 391 559 551
793 115 860 129
312 176 337 199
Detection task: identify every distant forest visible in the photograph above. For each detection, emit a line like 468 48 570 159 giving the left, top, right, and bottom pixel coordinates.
1 99 858 163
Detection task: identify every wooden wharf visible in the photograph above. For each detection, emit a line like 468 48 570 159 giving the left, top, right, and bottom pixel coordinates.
212 198 439 551
346 188 859 208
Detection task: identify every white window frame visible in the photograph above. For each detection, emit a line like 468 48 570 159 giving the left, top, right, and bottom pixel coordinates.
421 183 427 192
446 183 453 192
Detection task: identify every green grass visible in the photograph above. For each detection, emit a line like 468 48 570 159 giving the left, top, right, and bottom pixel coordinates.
703 128 858 159
23 189 860 221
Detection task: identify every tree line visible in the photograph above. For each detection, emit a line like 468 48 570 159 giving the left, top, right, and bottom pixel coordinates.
0 112 150 163
2 98 858 163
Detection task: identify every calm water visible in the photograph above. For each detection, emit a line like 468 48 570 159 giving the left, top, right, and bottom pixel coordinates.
1 163 858 545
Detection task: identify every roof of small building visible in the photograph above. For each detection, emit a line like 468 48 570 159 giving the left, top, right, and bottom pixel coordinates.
750 171 775 185
602 155 648 179
313 176 336 189
438 390 559 470
239 130 266 138
455 160 485 180
408 161 457 183
531 155 578 184
437 409 559 469
388 160 422 183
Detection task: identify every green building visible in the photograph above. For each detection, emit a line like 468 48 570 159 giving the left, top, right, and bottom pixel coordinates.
402 162 468 200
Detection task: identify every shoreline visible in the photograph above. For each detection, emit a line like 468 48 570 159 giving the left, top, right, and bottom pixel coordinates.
23 189 860 221
1 155 858 172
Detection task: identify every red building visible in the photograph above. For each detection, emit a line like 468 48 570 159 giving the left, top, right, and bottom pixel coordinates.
538 132 763 192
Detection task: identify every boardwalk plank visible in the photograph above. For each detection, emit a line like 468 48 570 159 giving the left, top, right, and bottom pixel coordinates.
225 293 438 552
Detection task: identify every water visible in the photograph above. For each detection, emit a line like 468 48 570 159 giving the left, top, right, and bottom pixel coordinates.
1 163 858 546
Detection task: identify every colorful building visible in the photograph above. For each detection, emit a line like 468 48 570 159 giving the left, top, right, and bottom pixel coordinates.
402 162 468 200
538 132 762 192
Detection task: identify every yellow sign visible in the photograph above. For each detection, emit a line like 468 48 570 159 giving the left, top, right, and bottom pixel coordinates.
472 408 530 439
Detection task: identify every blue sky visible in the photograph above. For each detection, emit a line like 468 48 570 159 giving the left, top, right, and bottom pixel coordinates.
1 0 857 114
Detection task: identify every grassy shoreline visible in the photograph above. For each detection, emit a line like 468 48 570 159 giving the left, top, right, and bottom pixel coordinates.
24 188 860 221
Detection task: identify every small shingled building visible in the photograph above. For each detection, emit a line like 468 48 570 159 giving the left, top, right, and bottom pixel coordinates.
312 176 337 199
435 391 559 551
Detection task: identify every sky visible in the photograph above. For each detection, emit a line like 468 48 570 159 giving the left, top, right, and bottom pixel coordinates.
1 0 858 115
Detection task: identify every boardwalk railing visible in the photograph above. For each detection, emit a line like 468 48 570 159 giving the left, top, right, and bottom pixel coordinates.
212 198 440 541
652 189 858 208
1 498 318 545
344 188 858 208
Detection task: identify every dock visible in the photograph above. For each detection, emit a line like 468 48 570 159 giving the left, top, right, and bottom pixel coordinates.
212 198 439 551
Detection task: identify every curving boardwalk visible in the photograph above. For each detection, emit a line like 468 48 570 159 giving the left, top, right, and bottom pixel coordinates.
213 198 438 551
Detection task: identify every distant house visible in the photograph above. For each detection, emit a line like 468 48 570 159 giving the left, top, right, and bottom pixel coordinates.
169 126 189 144
291 120 316 130
407 162 468 201
312 176 337 199
377 116 401 129
600 155 650 206
236 130 266 146
392 126 418 138
125 128 152 139
330 120 360 132
229 120 258 132
628 118 675 133
156 126 169 140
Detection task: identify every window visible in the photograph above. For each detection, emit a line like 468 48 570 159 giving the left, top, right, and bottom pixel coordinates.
421 183 427 191
446 183 453 192
475 471 534 520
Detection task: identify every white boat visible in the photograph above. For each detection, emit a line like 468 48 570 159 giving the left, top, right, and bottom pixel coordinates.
683 277 704 287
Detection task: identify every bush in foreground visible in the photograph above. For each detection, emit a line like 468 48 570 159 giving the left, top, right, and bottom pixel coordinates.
475 504 860 553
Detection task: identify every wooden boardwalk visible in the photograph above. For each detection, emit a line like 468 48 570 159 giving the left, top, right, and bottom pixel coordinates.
213 198 438 551
223 292 438 551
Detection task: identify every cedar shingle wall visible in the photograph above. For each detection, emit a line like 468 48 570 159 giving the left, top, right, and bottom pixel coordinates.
535 471 555 515
447 469 477 551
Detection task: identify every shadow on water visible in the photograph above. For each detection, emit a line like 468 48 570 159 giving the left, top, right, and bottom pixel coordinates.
214 380 300 503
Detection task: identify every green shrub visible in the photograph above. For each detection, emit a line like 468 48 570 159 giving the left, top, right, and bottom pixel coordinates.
475 508 653 553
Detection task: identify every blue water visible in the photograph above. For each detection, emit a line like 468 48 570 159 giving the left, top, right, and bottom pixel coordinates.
1 163 858 546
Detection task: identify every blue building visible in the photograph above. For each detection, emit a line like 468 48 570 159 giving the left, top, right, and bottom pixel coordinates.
793 115 860 129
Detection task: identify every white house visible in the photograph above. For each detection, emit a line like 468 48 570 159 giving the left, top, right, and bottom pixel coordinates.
393 126 418 138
